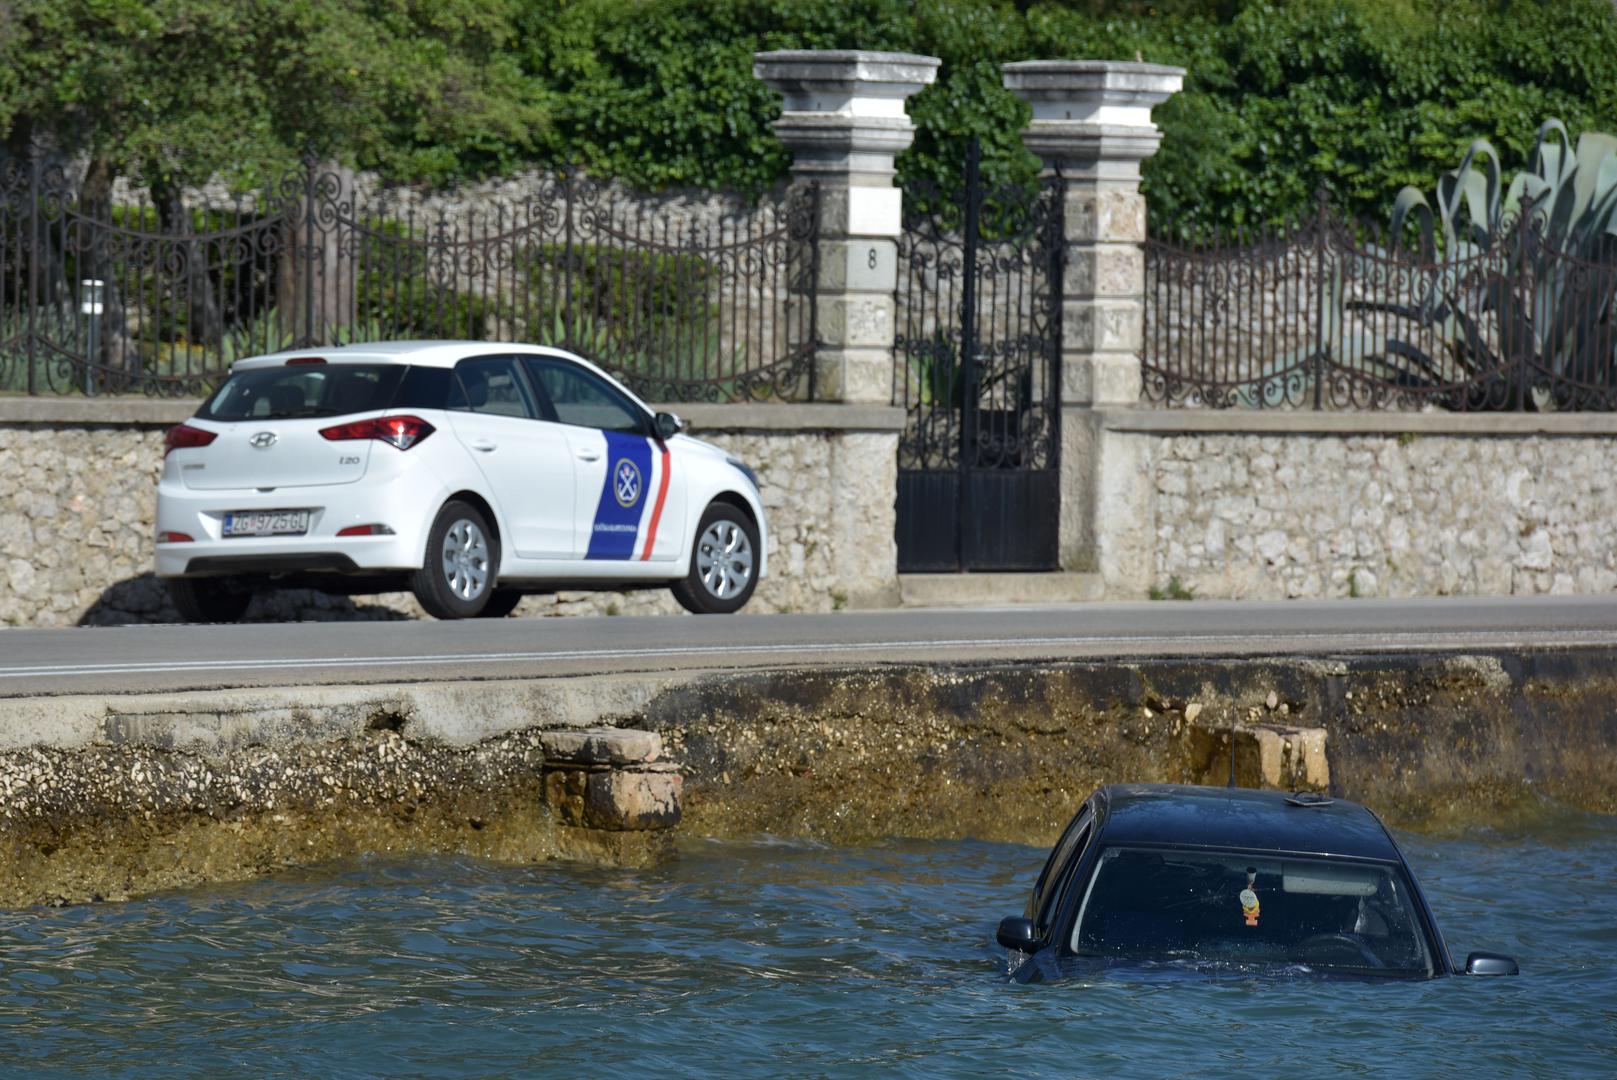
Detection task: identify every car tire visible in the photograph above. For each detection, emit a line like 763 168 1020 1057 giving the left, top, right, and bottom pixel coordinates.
671 501 759 615
412 500 497 619
168 577 253 623
476 588 524 619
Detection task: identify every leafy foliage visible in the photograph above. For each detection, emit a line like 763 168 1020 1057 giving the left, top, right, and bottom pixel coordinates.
4 1 1617 234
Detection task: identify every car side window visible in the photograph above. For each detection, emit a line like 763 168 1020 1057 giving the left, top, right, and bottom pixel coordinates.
451 356 537 419
391 365 453 410
523 357 646 434
1032 809 1093 933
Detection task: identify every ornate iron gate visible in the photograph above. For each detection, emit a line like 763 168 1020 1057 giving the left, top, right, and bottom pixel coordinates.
893 142 1063 572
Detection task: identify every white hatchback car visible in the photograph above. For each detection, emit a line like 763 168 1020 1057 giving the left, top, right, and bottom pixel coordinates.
155 341 767 621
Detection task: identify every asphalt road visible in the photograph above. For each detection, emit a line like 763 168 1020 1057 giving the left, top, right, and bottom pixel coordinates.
5 595 1617 699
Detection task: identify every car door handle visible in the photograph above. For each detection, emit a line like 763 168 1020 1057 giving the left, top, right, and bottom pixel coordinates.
469 438 497 452
575 448 601 462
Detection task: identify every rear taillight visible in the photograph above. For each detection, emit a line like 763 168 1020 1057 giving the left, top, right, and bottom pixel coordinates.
319 415 435 450
164 424 217 457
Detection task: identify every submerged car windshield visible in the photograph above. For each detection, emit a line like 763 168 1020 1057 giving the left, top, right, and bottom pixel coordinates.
200 365 406 421
1071 847 1434 977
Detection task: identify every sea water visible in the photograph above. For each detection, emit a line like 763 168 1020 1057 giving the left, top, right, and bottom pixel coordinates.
0 810 1612 1078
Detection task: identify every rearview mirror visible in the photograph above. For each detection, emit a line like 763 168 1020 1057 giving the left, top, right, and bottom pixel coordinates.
653 411 683 440
996 916 1039 952
1464 951 1519 976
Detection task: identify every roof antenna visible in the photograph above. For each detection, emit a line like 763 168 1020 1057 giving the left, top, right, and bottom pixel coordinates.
1227 718 1237 789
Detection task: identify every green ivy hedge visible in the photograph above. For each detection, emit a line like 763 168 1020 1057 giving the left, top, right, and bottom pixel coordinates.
508 0 1617 235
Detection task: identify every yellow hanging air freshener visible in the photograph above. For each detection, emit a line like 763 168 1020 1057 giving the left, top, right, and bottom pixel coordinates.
1240 867 1260 927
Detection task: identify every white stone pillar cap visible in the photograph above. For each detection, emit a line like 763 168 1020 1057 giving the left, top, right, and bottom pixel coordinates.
1003 60 1184 176
755 50 940 182
1003 60 1184 126
754 51 940 118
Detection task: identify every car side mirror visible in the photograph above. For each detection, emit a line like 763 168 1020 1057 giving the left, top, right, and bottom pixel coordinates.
653 411 682 440
996 916 1039 952
1463 951 1519 976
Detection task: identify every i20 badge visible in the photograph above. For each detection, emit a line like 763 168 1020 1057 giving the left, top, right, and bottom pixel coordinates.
613 458 642 507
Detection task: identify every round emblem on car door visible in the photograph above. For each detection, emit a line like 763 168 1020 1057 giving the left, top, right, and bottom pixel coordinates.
250 431 278 449
613 458 642 507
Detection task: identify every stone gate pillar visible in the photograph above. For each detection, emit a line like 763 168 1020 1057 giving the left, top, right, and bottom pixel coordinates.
1002 61 1183 588
753 51 939 402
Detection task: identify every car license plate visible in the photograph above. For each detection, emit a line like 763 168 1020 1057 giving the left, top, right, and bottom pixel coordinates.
222 509 310 537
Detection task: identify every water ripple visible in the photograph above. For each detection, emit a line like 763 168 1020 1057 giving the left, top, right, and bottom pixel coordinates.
0 822 1612 1077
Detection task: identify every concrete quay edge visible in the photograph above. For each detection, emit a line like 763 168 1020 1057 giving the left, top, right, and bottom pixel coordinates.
0 673 694 754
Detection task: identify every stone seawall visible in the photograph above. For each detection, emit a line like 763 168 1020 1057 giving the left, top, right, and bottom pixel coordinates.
3 648 1612 906
0 402 899 626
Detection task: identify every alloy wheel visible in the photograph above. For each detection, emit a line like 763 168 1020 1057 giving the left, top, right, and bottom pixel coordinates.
696 520 753 599
441 518 490 600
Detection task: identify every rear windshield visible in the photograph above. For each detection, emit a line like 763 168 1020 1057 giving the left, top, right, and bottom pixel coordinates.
1071 847 1434 977
200 364 407 421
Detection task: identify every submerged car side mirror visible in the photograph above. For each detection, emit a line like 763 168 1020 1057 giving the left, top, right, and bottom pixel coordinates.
996 916 1039 952
1463 951 1519 976
653 411 683 440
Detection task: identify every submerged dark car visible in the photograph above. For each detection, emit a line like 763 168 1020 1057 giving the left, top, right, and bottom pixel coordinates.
999 784 1519 982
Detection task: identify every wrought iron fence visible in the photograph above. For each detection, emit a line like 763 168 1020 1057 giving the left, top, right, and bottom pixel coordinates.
1143 194 1617 410
0 156 818 402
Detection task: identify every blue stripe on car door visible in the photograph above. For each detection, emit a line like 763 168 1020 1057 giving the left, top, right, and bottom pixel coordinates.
584 432 653 560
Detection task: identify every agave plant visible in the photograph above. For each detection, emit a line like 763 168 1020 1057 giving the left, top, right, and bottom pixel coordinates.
1244 121 1617 409
1358 123 1617 405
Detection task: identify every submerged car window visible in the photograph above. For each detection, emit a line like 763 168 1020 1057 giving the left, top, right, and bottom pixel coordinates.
200 365 404 420
1032 811 1092 932
1071 848 1433 977
524 358 645 434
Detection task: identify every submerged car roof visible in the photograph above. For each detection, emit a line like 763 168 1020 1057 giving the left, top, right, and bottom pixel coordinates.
230 341 579 370
1095 784 1402 862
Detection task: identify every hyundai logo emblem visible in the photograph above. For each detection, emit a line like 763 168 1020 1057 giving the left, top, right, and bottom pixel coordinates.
250 431 278 449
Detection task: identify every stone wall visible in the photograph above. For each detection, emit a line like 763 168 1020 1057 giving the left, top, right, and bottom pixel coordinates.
1110 412 1617 599
0 402 899 627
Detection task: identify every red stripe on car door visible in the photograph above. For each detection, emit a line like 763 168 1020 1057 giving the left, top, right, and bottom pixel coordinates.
639 446 672 560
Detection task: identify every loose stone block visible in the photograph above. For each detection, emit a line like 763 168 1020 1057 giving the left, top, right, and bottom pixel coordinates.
1252 725 1330 792
540 728 662 766
584 767 683 831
